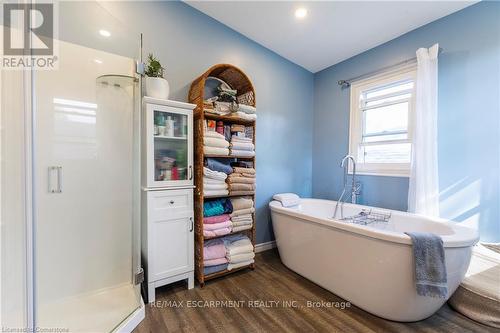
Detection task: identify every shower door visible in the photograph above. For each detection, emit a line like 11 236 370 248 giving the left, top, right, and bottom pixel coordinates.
32 21 142 333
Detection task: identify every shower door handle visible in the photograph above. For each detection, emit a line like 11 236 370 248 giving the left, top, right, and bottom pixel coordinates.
48 166 63 193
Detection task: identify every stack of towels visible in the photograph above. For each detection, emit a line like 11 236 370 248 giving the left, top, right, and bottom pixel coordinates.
227 167 256 195
203 167 228 197
233 104 257 121
225 234 255 271
229 126 255 157
203 198 233 238
203 238 228 275
204 131 229 156
230 197 254 232
203 234 255 275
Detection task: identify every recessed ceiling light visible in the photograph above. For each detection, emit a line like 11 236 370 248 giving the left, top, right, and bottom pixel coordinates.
295 8 307 19
94 59 103 64
99 29 111 37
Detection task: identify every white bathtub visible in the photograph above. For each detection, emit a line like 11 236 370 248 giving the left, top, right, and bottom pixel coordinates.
269 198 479 322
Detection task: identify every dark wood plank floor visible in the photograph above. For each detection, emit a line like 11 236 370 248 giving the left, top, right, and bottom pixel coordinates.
134 250 496 333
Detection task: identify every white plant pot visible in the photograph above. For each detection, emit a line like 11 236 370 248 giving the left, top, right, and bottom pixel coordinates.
146 77 170 99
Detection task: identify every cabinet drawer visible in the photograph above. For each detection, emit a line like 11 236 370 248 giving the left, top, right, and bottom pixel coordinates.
148 189 193 220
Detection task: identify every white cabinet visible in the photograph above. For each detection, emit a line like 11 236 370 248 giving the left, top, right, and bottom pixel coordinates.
142 189 194 302
141 98 196 303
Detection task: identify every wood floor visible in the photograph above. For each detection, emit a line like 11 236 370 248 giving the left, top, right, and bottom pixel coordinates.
134 250 496 333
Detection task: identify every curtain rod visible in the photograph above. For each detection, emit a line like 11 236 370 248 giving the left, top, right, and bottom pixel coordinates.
338 47 443 88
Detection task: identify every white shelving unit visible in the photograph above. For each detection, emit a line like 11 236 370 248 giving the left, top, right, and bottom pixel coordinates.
141 97 196 303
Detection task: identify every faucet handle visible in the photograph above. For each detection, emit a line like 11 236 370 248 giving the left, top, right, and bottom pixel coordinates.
354 181 362 194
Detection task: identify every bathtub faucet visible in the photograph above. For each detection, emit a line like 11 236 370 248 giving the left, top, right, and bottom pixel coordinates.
333 155 358 219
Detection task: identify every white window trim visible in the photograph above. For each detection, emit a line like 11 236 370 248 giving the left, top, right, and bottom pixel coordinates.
348 64 417 177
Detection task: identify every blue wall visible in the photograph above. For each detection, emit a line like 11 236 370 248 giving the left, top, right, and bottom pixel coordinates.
59 1 314 244
313 2 500 242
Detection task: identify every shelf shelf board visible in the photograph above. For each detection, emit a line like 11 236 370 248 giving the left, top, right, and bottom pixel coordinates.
203 228 253 241
203 193 255 199
154 135 187 140
204 154 254 160
203 262 254 281
203 112 256 125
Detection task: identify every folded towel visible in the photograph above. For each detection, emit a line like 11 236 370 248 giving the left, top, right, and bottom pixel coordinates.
204 146 229 156
231 136 252 143
227 259 254 271
205 131 226 140
232 221 253 228
206 158 233 175
230 141 255 151
204 238 226 260
204 263 228 275
204 220 231 231
229 190 255 196
203 167 227 181
204 257 229 267
231 220 253 227
214 101 232 114
231 214 253 222
204 189 229 197
230 149 255 157
230 197 254 211
241 173 255 178
233 167 255 174
232 224 253 233
204 177 226 185
229 183 255 191
204 227 232 238
226 241 254 256
405 232 447 298
230 207 255 217
204 198 233 217
203 214 230 225
203 182 228 191
222 233 248 246
238 104 256 114
273 193 300 207
227 251 255 263
233 111 257 121
227 175 255 184
204 137 229 148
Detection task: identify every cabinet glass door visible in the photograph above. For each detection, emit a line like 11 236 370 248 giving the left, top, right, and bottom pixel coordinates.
154 110 189 181
147 104 192 188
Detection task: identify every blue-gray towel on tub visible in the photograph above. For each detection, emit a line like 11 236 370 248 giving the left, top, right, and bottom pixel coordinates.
405 232 447 298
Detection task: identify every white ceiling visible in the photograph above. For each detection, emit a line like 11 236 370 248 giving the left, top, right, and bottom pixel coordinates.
186 1 476 73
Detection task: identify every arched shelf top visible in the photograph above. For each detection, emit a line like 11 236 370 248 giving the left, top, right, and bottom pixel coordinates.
189 64 256 107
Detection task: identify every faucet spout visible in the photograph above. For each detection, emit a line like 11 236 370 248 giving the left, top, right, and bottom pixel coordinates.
333 154 358 219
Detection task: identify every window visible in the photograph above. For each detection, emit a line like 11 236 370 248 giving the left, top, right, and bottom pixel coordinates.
349 66 416 177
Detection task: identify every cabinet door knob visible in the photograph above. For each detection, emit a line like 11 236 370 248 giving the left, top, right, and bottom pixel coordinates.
169 200 175 204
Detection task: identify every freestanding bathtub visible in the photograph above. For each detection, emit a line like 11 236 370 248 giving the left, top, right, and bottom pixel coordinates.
269 198 479 322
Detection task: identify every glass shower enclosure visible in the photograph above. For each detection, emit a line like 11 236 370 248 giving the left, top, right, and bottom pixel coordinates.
1 2 144 332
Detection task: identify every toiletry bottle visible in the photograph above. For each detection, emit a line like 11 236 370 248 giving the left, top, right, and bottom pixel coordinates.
165 116 174 137
216 121 224 135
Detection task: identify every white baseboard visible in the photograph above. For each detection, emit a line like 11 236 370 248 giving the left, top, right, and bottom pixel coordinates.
255 240 276 253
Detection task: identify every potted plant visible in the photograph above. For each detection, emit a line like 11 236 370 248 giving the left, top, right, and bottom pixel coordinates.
145 53 169 99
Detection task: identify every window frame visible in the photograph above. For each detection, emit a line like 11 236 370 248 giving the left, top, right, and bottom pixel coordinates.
348 65 417 177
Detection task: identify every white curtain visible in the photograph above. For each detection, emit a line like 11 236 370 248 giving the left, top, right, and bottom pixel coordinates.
408 44 440 216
